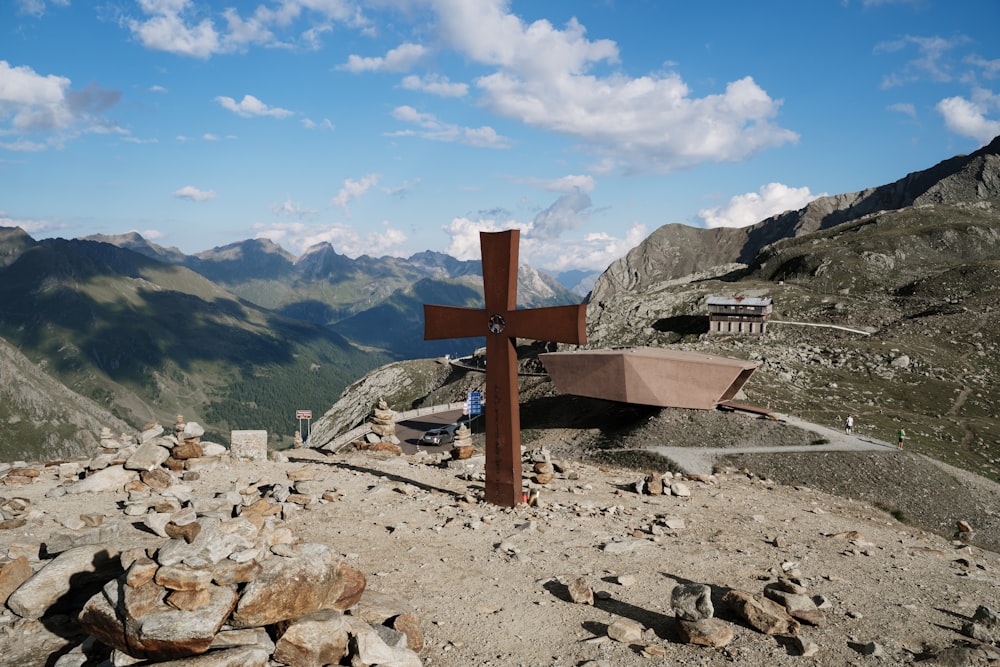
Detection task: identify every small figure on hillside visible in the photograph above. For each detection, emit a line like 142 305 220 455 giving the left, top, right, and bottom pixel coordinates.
897 427 906 450
845 415 854 435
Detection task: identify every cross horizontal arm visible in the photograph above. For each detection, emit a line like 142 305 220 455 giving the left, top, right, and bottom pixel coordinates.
507 304 588 346
424 304 486 340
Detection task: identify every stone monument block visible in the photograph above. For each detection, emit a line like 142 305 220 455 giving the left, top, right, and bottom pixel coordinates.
230 431 268 462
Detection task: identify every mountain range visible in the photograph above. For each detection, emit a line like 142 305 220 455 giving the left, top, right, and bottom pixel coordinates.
0 224 581 457
1 135 998 476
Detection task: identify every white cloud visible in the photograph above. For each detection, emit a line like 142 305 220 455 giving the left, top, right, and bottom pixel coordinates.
126 0 368 56
128 0 221 59
16 0 68 17
888 102 917 118
530 222 648 273
389 105 509 149
301 117 334 130
697 183 822 229
270 198 317 218
342 43 428 73
173 185 217 202
252 220 408 257
401 73 468 97
442 216 529 261
0 139 47 151
937 89 1000 143
0 211 63 235
875 34 970 89
430 0 796 172
214 94 293 118
332 173 381 213
965 55 1000 81
0 60 122 149
543 174 595 193
441 204 645 273
531 190 591 239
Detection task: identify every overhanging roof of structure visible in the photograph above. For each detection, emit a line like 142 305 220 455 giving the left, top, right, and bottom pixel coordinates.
539 347 758 410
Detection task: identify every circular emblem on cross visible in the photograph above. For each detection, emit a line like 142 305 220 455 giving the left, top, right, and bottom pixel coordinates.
488 313 506 334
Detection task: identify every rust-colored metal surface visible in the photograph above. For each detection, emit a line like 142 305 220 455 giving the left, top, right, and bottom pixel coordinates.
424 230 587 507
539 347 758 410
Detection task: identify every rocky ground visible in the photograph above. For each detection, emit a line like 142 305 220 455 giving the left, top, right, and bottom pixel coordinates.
2 415 999 666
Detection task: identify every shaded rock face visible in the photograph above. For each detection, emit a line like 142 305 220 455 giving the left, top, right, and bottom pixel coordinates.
0 421 425 667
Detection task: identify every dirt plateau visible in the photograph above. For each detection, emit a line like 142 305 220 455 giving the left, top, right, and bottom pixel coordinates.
3 436 999 667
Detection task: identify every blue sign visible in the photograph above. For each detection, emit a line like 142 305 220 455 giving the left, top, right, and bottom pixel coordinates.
467 391 483 414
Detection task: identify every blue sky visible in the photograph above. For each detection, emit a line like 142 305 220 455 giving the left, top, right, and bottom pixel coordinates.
2 0 998 274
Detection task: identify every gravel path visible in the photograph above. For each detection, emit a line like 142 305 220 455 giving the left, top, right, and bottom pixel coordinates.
638 412 895 475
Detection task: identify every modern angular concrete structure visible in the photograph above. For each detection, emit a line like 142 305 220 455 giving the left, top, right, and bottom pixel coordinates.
539 347 758 410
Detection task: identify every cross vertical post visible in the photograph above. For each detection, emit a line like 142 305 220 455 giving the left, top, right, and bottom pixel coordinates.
423 230 587 507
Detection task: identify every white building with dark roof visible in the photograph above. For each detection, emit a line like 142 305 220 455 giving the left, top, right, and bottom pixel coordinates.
706 296 773 335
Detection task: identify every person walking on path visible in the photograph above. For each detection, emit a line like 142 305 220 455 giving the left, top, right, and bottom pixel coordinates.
845 415 854 435
897 427 906 450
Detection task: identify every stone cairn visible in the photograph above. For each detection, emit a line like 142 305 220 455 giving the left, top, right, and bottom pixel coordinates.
0 421 424 667
450 424 474 460
353 399 403 456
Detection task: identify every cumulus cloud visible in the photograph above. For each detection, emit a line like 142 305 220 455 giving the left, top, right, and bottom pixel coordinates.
173 185 217 202
0 60 122 149
430 0 797 172
215 94 293 118
332 173 380 214
128 0 221 58
937 89 1000 144
341 43 428 73
401 74 468 97
389 105 509 149
125 0 368 57
697 183 822 229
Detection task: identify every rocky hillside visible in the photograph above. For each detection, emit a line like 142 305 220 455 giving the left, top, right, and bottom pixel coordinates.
0 337 129 461
589 134 1000 305
580 137 1000 486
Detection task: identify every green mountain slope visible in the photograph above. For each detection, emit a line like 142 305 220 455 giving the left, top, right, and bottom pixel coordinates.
0 237 388 453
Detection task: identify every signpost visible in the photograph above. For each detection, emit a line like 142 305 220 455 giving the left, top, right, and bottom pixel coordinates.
424 230 587 507
295 409 312 442
467 391 482 415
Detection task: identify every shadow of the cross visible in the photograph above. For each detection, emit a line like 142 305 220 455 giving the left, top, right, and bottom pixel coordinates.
286 455 466 500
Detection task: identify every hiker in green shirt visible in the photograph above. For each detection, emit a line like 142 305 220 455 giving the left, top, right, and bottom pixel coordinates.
897 428 905 450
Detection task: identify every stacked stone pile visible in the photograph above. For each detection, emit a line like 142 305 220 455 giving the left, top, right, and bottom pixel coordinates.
368 399 400 444
352 399 404 455
449 424 474 460
0 422 425 667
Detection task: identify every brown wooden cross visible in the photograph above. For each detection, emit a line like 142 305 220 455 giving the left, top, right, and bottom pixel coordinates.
423 230 587 507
